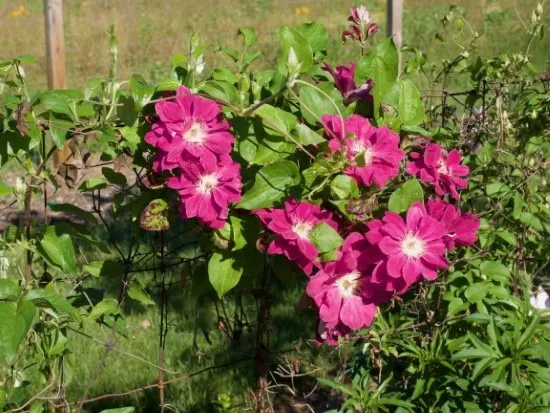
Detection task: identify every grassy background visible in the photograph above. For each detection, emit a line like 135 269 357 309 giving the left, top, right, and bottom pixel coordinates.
1 0 549 411
1 0 549 92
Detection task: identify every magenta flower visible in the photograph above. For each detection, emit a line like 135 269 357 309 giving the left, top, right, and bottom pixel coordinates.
316 320 350 346
343 5 378 44
323 114 405 189
254 200 338 275
406 144 469 200
372 202 448 285
167 154 242 229
426 198 479 250
322 63 374 105
145 86 235 170
306 232 390 330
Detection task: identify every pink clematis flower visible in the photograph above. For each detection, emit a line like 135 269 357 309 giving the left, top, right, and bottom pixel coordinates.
145 86 235 171
254 200 338 275
426 198 479 250
406 143 469 200
343 5 378 44
322 63 374 105
323 114 405 189
372 202 448 285
316 320 350 346
167 153 242 229
306 232 389 330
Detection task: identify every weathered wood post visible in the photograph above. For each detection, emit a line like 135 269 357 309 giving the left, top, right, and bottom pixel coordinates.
44 0 66 89
387 0 403 73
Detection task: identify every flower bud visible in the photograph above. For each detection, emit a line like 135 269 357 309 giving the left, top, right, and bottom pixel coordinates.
531 10 538 24
536 2 543 17
286 48 301 87
14 177 26 196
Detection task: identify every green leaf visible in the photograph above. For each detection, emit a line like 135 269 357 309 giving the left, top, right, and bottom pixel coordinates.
50 203 98 225
99 408 135 413
0 181 11 196
518 315 540 349
330 175 359 200
88 298 120 320
26 288 80 321
388 179 424 213
382 79 425 127
254 104 297 136
238 27 258 47
102 167 127 186
129 74 155 111
495 229 516 246
39 90 83 117
212 68 239 84
83 260 124 278
128 282 155 306
208 252 243 299
310 222 343 253
480 261 510 284
356 38 398 119
48 112 72 148
0 300 36 364
317 377 354 396
299 82 342 125
0 280 20 301
84 76 104 99
293 123 325 145
452 348 492 360
296 22 328 56
237 160 300 210
519 212 543 231
465 282 491 303
78 178 108 192
277 27 313 74
37 226 78 275
472 357 496 380
411 378 426 400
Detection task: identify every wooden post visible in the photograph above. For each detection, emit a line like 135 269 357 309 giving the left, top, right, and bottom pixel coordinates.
44 0 66 89
387 0 403 73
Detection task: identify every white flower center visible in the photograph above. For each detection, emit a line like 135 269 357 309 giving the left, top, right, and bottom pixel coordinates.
197 173 218 195
184 122 206 144
292 221 313 240
400 232 425 259
350 141 374 166
335 271 361 298
437 161 450 175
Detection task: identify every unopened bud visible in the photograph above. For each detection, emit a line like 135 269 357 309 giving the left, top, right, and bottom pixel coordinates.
286 47 301 86
14 177 26 196
251 81 262 103
536 3 543 17
531 10 538 24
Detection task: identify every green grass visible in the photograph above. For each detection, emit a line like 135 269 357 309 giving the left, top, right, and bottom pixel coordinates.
0 0 548 92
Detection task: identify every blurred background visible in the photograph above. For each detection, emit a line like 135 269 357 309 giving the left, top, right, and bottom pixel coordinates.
1 0 549 91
